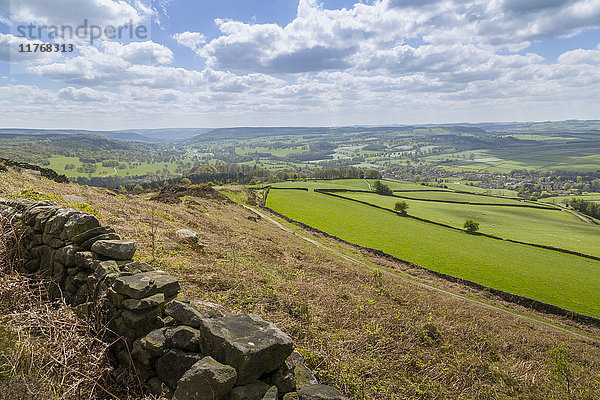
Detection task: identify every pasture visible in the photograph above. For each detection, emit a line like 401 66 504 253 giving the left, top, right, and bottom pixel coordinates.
266 189 600 318
337 192 600 257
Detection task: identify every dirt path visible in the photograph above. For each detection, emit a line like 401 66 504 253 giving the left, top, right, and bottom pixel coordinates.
364 179 372 190
243 204 598 342
106 167 118 177
562 208 595 224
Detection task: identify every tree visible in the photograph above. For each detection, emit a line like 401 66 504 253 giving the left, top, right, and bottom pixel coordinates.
180 177 192 185
373 180 393 196
464 219 480 233
394 200 409 215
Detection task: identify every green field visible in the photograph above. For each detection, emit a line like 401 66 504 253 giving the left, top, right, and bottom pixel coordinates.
266 189 600 318
337 192 600 257
389 190 527 205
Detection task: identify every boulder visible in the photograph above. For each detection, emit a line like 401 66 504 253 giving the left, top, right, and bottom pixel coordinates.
113 274 157 299
297 385 347 400
91 240 136 260
176 229 202 246
61 213 100 240
283 393 300 400
156 349 205 389
196 314 294 384
165 325 202 352
173 357 237 400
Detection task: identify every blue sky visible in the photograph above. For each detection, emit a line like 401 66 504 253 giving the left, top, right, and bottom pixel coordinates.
1 0 599 129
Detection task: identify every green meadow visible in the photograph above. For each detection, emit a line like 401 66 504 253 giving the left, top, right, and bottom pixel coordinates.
266 189 600 318
337 192 600 257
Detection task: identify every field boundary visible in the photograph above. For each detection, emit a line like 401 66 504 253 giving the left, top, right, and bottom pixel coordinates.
260 202 600 328
313 189 600 262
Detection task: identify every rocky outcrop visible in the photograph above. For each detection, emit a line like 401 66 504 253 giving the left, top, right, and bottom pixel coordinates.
0 198 347 400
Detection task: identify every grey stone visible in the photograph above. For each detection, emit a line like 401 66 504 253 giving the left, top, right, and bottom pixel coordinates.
113 274 157 299
45 209 77 237
74 251 95 270
156 349 204 389
139 328 168 355
294 364 318 389
122 293 165 311
71 226 116 245
94 260 120 280
80 233 121 250
92 240 136 260
297 385 347 400
42 232 65 248
176 229 201 245
196 314 294 384
191 300 226 318
263 364 296 394
121 261 153 274
165 325 201 352
52 262 67 283
73 270 91 287
63 195 86 204
283 393 300 400
55 245 78 267
228 381 271 400
61 213 100 240
165 301 205 327
140 271 180 297
172 356 237 400
263 386 278 400
121 307 161 328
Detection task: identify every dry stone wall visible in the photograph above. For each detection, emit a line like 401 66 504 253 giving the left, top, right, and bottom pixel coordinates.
0 198 347 400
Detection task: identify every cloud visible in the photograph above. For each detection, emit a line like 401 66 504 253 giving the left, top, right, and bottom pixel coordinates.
57 86 112 102
8 0 148 27
172 31 206 51
558 44 600 64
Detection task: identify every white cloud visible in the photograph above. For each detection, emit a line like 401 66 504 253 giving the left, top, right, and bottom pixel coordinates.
558 44 600 64
8 0 147 27
172 31 206 51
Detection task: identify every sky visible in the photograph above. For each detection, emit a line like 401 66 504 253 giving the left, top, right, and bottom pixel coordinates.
0 0 599 130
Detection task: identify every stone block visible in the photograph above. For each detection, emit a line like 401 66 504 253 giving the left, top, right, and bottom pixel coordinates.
92 240 136 260
196 314 294 385
165 325 201 352
172 356 237 400
61 213 100 240
113 274 157 299
156 349 205 389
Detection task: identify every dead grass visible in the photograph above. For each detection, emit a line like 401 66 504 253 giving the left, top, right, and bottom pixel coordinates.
2 169 600 399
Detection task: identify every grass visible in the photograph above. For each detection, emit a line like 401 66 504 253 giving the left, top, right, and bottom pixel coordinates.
388 190 525 204
3 168 600 399
266 189 600 318
336 192 600 257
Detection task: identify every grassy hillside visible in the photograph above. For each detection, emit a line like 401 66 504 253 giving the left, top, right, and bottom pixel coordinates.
2 168 600 399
